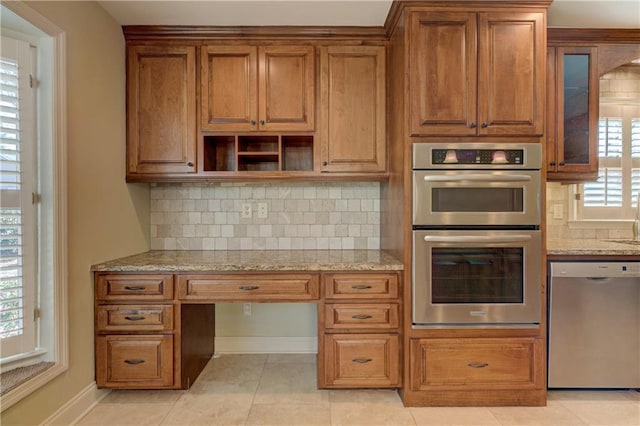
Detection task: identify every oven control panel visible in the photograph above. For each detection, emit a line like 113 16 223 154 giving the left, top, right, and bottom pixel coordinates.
432 149 523 165
412 143 542 170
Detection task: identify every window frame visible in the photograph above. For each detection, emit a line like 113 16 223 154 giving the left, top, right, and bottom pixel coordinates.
0 1 68 411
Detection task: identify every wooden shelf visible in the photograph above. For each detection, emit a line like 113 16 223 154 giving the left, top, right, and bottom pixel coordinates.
203 134 313 172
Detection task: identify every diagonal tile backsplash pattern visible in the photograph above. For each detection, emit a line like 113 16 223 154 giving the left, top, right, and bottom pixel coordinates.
150 182 381 250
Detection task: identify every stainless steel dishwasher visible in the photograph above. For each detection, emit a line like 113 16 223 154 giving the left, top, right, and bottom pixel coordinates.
548 262 640 388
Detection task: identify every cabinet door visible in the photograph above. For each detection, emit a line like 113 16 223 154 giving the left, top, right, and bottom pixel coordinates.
96 335 174 388
201 45 258 131
478 12 545 136
409 11 477 136
553 47 599 177
127 45 196 176
410 338 544 392
320 46 386 173
259 45 315 132
322 334 400 387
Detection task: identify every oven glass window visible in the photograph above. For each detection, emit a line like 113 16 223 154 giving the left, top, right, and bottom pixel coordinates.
432 188 523 212
431 247 524 304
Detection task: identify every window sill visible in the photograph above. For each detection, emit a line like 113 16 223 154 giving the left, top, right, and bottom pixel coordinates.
0 361 66 411
567 219 633 230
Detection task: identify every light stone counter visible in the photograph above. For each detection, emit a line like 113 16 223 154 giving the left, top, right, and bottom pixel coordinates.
547 239 640 257
91 250 404 272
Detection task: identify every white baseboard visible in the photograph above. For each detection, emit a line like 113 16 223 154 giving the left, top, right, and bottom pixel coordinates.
42 382 110 426
215 337 317 353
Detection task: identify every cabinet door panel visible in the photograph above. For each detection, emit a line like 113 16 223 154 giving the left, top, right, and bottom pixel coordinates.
320 46 386 172
478 12 545 136
201 45 258 131
409 11 477 136
96 335 174 388
410 338 544 391
259 46 315 131
127 45 196 175
323 334 400 387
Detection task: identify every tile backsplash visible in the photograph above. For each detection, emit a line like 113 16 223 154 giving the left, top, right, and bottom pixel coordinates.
150 182 380 250
546 182 633 240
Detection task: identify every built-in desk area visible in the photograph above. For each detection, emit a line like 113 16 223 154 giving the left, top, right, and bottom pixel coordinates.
91 250 403 391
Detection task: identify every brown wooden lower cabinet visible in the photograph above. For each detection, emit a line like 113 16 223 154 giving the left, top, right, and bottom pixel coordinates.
410 337 544 391
96 335 174 388
322 334 400 387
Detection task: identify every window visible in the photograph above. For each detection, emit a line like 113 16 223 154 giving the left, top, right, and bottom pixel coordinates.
0 37 37 359
0 1 67 411
576 67 640 220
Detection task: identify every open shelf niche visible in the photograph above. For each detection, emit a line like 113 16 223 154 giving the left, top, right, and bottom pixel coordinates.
203 134 314 172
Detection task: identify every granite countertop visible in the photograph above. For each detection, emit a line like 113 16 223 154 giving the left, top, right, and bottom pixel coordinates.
91 250 404 272
547 239 640 256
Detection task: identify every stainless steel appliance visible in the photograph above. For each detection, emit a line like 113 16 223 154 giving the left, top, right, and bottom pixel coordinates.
413 143 542 226
548 262 640 388
412 143 542 327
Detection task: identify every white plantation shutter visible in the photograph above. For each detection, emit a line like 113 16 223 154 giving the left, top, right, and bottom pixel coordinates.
583 119 623 208
632 119 640 208
584 167 622 206
580 113 640 220
0 37 37 358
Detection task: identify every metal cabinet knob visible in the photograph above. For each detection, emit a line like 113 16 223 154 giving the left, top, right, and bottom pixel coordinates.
187 162 194 167
481 122 488 128
470 122 477 128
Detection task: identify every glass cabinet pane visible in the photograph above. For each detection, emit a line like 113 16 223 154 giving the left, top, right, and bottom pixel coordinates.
562 52 594 166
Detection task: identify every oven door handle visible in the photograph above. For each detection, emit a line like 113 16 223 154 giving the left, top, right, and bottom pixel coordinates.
423 235 532 243
423 174 532 182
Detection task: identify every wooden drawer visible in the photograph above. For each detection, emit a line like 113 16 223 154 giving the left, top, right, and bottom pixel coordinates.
96 305 174 332
96 274 173 301
96 335 174 388
325 303 399 330
324 273 399 300
410 338 544 391
177 274 320 301
322 334 400 387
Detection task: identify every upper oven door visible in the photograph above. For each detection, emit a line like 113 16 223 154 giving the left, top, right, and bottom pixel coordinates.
413 170 541 226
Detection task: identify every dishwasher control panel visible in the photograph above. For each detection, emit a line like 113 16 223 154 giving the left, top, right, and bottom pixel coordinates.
551 262 640 278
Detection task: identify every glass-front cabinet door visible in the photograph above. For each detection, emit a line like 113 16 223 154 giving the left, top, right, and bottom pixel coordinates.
547 46 599 181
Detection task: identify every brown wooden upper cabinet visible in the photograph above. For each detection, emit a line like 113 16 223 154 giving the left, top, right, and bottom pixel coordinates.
408 10 545 137
201 45 315 132
319 46 386 173
547 46 599 181
127 45 196 177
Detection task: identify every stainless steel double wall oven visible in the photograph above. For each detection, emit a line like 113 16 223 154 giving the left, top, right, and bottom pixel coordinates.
412 143 542 326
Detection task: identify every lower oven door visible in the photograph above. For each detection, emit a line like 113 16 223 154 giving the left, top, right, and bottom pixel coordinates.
412 229 542 326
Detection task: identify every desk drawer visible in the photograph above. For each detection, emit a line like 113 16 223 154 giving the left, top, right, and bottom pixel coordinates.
96 274 173 301
323 334 400 387
325 303 399 330
177 274 320 301
324 273 399 300
410 338 543 391
96 305 174 332
96 335 174 388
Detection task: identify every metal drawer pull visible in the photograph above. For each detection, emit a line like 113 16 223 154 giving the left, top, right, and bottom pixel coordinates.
124 359 145 365
239 286 260 291
352 358 373 363
352 315 373 320
124 316 146 321
467 362 489 369
351 285 372 290
124 286 146 291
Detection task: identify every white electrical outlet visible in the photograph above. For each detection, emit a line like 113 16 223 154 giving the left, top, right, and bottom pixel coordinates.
243 303 252 316
257 202 268 218
242 203 252 218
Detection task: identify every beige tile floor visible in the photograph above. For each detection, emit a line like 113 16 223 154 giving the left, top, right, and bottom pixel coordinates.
77 354 640 426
